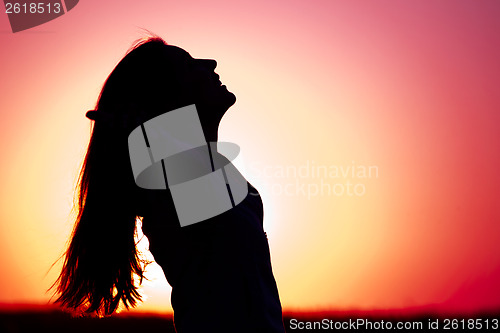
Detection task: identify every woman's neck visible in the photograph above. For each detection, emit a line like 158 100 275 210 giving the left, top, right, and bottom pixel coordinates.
204 129 218 143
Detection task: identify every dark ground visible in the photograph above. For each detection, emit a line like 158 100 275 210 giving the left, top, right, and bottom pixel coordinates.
1 307 499 332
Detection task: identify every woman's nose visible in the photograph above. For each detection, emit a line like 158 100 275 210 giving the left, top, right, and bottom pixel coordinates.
197 59 217 70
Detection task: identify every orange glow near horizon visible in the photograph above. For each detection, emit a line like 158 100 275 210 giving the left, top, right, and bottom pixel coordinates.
1 0 500 315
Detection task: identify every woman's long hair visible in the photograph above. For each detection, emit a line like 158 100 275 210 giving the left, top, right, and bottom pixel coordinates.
52 37 190 316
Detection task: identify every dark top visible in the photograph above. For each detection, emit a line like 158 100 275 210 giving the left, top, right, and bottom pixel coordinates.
142 182 286 333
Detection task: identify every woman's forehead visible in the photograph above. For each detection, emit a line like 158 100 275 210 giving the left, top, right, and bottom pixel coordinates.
164 45 193 61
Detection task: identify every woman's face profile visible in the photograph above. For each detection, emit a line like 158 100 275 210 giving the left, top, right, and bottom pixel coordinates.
165 45 236 115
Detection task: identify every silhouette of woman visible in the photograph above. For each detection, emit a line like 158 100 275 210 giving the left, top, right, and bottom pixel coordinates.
53 37 286 333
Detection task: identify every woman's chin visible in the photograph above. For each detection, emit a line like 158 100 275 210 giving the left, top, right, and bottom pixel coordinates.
221 85 236 104
196 88 236 114
226 90 237 107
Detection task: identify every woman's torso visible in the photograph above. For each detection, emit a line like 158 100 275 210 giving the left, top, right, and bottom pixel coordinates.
141 182 285 333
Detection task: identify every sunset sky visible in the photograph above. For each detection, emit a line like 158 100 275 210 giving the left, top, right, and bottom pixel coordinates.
0 0 499 315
